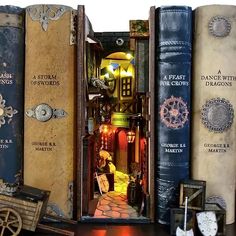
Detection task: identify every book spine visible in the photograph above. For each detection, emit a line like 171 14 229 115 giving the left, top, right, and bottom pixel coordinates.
192 5 236 224
0 6 24 194
24 5 76 219
155 6 192 224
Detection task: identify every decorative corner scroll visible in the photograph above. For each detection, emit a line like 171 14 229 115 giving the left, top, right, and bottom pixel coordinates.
27 5 70 31
26 103 67 122
0 94 18 128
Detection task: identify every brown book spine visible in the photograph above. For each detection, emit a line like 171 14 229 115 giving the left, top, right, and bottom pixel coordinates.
24 5 77 219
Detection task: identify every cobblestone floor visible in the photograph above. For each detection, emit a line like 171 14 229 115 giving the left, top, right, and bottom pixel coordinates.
94 191 139 218
93 171 144 219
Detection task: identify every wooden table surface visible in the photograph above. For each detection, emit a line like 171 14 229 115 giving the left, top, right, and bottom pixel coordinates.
21 221 236 236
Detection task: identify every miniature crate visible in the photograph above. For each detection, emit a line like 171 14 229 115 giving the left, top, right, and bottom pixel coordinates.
179 179 206 210
203 203 226 235
170 208 196 235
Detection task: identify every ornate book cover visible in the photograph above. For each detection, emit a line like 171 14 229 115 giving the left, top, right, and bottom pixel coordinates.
0 6 24 194
24 5 76 219
192 5 236 224
155 6 192 224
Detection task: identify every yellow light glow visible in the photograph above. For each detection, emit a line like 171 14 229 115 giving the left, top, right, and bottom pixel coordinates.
100 124 109 134
126 53 132 60
103 125 109 133
108 65 114 72
104 73 109 79
121 70 133 77
127 131 135 143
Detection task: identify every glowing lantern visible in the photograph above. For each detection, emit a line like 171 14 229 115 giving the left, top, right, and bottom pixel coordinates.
127 130 135 143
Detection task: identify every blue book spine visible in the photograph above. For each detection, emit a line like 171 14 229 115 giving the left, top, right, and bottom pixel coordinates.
155 6 192 224
0 6 24 193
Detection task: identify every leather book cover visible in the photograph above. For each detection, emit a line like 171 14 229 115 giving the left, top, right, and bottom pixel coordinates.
0 6 24 194
24 5 76 219
155 6 192 224
192 5 236 224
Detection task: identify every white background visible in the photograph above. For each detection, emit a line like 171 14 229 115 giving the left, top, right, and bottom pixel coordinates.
1 0 235 32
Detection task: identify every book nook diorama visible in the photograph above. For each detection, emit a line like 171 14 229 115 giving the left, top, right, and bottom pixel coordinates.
0 3 235 236
82 28 151 222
